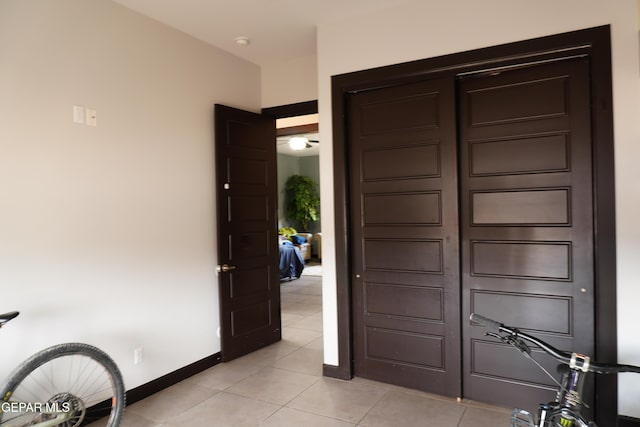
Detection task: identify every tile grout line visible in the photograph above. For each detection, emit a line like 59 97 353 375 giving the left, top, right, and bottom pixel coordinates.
353 387 394 426
282 375 323 407
456 405 469 427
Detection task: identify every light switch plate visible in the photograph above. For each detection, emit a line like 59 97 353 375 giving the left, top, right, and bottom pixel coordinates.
73 105 85 124
86 108 97 126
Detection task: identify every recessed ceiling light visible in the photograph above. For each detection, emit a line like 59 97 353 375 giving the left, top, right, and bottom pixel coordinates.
234 36 250 46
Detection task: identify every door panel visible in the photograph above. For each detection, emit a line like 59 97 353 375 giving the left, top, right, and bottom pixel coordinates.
460 59 594 413
215 104 280 362
346 58 595 411
349 78 461 397
469 134 569 175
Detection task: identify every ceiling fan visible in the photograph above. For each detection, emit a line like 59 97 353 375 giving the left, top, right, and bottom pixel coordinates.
288 136 319 150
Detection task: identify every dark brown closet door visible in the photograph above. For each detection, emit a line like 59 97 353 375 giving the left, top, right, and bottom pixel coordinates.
460 59 594 412
349 78 461 396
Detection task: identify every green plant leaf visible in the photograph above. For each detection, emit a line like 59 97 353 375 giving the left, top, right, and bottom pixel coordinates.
285 175 320 231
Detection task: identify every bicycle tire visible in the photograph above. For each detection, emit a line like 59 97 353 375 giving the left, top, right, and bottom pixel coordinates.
0 343 125 427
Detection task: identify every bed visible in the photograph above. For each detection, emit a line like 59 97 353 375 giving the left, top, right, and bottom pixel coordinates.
279 242 305 280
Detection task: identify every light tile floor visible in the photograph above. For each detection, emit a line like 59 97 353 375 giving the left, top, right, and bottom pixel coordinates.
94 275 513 426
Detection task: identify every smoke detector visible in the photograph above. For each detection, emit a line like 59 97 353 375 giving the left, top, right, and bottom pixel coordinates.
234 36 250 46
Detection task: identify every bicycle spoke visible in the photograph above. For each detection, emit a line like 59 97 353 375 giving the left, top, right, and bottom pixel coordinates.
0 343 125 427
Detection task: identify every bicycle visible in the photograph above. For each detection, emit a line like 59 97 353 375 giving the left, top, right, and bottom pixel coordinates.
0 311 125 427
470 313 640 427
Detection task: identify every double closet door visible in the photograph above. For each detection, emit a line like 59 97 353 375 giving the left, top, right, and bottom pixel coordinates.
348 58 595 411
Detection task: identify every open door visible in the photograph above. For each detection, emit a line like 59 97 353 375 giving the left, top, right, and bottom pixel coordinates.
215 104 280 361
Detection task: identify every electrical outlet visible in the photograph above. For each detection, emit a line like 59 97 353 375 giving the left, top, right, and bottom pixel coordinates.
134 347 143 365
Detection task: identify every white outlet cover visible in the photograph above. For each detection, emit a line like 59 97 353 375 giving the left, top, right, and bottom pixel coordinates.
134 347 143 364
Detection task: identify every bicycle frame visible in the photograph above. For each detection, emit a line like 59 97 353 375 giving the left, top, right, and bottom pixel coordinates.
484 334 594 426
470 313 640 427
512 406 591 427
511 367 592 427
510 390 591 425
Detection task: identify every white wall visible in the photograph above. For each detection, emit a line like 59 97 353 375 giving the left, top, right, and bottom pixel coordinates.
0 0 260 390
261 54 318 108
317 0 640 417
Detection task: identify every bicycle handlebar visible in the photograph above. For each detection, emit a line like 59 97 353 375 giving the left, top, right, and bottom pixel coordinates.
0 311 19 327
470 313 640 375
469 313 503 330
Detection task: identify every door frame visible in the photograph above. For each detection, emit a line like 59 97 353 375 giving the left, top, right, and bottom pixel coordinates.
329 25 617 425
262 100 318 119
214 101 317 361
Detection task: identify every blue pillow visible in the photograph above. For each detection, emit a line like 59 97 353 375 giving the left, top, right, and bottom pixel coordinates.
290 235 307 245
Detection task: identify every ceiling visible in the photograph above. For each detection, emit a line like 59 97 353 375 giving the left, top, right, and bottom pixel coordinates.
111 0 407 66
110 2 400 156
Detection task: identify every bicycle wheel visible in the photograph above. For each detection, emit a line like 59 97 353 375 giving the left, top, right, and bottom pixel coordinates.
0 343 125 427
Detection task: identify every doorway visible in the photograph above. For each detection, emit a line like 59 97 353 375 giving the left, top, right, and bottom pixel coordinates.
273 111 324 378
276 114 321 241
330 26 617 425
266 102 322 268
264 101 324 353
214 101 319 363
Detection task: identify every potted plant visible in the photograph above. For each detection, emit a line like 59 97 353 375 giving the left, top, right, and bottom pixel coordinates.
285 175 320 231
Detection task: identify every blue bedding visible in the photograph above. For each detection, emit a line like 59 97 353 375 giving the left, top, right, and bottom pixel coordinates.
279 243 304 280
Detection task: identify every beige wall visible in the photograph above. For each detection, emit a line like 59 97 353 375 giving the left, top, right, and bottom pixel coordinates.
261 54 318 107
0 0 260 389
317 0 640 417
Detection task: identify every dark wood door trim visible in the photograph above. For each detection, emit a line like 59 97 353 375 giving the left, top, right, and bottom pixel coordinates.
262 100 318 118
330 25 616 424
276 123 319 137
